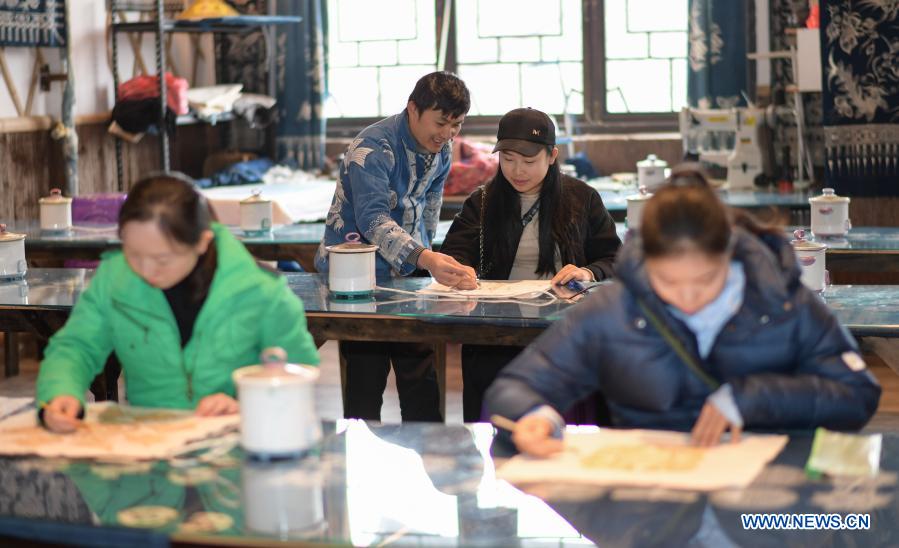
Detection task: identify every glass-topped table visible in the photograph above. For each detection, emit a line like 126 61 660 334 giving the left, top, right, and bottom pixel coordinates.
801 228 899 275
12 221 459 271
0 419 893 546
446 187 813 213
2 270 899 341
442 186 814 224
14 220 899 275
592 187 813 211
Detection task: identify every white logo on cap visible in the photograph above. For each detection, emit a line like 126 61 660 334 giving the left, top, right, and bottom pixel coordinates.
532 129 540 136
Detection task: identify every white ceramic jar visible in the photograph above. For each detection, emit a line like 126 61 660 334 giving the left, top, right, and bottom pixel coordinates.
0 279 28 304
241 459 325 537
636 154 668 190
626 186 653 230
791 231 828 292
0 224 27 281
240 190 273 236
39 188 73 232
809 188 851 238
232 348 321 458
325 238 378 297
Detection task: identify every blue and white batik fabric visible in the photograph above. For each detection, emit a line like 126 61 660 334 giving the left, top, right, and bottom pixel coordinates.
315 109 450 277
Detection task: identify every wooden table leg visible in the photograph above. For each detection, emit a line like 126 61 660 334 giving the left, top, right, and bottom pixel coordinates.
4 332 19 378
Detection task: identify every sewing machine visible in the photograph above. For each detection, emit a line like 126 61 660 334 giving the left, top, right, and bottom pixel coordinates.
679 107 768 189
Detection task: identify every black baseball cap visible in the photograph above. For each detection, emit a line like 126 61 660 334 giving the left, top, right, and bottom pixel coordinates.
493 107 556 156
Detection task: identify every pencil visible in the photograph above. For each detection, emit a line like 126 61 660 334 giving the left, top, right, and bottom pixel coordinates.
490 414 518 432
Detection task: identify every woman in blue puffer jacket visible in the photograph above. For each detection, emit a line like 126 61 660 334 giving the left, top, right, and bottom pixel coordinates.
485 167 881 456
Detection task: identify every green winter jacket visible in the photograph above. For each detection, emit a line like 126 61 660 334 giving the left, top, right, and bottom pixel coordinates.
36 223 320 409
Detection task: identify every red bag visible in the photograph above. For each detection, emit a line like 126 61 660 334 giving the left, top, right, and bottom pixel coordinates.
444 138 498 196
117 73 189 115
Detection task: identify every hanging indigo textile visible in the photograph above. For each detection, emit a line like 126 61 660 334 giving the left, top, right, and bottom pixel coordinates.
0 0 66 47
821 0 899 196
274 0 327 171
687 0 748 108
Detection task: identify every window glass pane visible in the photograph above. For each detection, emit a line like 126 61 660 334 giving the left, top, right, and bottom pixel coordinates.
359 41 398 66
379 66 437 114
541 0 582 62
627 0 688 32
456 2 498 64
671 57 688 110
456 0 582 115
476 0 562 37
521 62 583 114
606 59 673 113
649 31 687 58
336 0 417 41
458 64 521 115
325 67 380 117
329 39 359 68
499 37 541 63
604 0 648 59
327 0 436 118
604 0 688 113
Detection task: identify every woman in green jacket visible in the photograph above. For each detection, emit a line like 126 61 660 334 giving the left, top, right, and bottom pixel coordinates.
37 173 320 433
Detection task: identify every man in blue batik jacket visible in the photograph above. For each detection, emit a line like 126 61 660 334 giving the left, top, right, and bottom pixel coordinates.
315 72 477 422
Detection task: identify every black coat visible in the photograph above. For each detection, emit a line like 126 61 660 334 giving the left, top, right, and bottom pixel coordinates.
486 227 881 431
439 176 621 280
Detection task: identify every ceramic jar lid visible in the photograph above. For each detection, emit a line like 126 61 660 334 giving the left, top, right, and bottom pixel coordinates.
809 188 849 204
233 347 319 386
791 229 826 251
240 189 271 204
325 232 378 253
0 224 25 242
637 154 667 168
626 186 654 201
39 188 72 204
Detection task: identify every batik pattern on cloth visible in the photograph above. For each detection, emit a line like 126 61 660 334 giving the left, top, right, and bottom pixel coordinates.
821 0 899 195
0 0 65 47
687 0 747 109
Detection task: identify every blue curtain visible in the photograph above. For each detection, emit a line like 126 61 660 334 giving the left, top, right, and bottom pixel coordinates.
821 0 899 196
275 0 328 171
687 0 747 108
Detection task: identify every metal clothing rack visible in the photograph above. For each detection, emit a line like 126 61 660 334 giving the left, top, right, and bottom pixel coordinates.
107 0 301 190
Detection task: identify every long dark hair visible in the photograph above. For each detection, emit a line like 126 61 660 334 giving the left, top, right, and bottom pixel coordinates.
482 148 580 277
642 165 782 258
118 173 218 301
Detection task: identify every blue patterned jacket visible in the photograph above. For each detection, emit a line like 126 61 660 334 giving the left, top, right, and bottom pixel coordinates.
315 110 451 276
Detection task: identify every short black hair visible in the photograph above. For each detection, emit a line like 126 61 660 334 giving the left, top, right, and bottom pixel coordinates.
408 72 470 119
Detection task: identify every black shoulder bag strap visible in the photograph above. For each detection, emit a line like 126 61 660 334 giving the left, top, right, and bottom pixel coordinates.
478 186 486 277
520 198 540 227
636 298 721 391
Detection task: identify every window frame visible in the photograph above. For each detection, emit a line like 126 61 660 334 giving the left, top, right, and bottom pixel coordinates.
326 0 679 137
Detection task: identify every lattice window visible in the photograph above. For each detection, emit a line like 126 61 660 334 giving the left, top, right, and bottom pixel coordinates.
455 0 582 116
603 0 687 113
324 0 436 118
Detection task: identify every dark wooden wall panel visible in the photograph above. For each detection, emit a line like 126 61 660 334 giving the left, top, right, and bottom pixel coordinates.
0 122 225 223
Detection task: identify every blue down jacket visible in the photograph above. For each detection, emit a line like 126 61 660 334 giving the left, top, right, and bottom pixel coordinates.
485 227 881 431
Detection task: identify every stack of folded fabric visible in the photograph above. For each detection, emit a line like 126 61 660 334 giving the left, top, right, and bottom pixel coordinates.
186 84 243 123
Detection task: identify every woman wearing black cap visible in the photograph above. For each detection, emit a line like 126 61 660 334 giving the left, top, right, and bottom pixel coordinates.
441 107 622 422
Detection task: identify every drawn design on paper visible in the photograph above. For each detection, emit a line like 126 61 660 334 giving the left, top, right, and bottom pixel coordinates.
0 403 238 460
580 444 704 473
